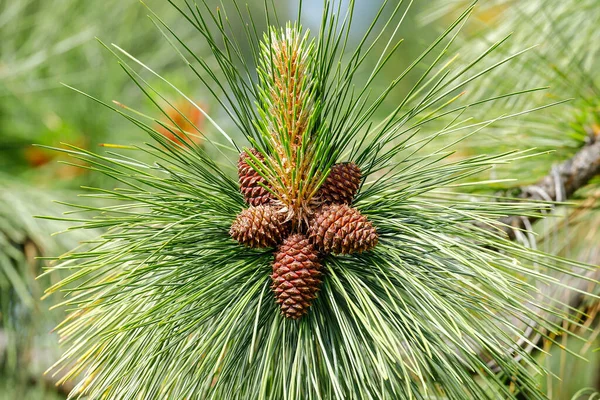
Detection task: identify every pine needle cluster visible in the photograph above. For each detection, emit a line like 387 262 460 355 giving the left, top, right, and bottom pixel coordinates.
41 1 597 399
255 25 319 224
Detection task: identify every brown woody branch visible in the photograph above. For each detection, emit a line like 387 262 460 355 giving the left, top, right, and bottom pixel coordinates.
485 129 600 375
496 129 600 240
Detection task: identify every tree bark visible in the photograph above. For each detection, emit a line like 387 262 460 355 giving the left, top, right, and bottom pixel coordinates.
496 129 600 240
486 128 600 374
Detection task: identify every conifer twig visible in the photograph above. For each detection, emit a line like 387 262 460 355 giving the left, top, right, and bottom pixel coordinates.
482 129 600 372
492 128 600 240
42 1 599 398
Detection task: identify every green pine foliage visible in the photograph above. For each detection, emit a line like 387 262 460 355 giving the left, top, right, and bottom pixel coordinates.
42 1 597 398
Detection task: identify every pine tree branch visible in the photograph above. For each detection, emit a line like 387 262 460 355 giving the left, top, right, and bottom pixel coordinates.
42 2 599 397
483 129 600 373
498 129 600 240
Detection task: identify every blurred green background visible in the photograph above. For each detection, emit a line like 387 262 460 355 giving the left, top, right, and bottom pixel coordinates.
1 0 598 398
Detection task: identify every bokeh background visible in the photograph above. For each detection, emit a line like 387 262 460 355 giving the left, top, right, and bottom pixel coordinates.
1 0 598 398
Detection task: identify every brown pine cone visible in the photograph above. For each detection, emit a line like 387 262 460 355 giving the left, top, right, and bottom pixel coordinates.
308 204 378 254
238 149 273 206
316 162 361 205
271 234 322 319
229 205 290 248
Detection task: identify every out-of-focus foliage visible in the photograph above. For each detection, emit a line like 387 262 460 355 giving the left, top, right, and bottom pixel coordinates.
422 0 600 182
0 0 214 184
0 381 64 400
0 178 101 398
0 0 219 397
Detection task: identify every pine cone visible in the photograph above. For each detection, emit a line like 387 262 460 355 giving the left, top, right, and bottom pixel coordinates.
308 204 378 254
230 205 290 248
316 162 361 205
271 234 322 319
238 149 273 206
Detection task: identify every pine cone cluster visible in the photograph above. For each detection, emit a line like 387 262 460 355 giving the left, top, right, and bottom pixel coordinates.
230 150 378 319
